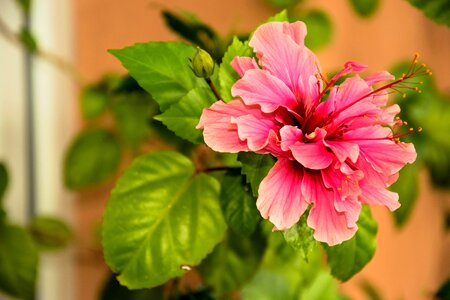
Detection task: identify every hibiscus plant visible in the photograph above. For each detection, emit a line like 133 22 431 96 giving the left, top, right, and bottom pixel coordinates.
95 10 432 299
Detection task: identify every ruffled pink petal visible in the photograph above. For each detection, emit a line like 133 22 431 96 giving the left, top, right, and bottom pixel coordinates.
249 22 320 109
257 158 308 230
334 197 362 228
279 125 303 151
321 164 363 200
197 100 257 152
302 171 357 245
231 56 259 77
324 140 360 163
290 141 334 170
235 114 279 151
359 181 400 211
364 71 394 86
232 69 299 113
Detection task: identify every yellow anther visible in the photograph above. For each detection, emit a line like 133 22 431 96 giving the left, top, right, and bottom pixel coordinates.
308 132 316 138
418 127 423 132
409 128 414 131
403 121 408 125
402 93 407 98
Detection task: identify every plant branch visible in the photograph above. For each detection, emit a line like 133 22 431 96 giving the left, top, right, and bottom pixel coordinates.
205 78 222 101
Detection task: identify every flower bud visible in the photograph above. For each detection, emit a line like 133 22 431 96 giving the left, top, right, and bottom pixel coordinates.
191 47 215 78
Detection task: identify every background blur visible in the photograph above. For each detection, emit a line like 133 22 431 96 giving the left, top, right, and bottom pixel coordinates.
0 0 449 299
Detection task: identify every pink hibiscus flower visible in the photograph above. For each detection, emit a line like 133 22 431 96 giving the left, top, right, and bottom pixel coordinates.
197 21 418 245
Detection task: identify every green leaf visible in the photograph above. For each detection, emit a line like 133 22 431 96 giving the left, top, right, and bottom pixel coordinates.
112 93 156 148
435 278 450 300
218 37 253 102
359 279 383 300
349 0 380 17
14 0 31 14
80 86 108 120
407 0 450 27
220 171 260 236
28 216 72 251
199 228 266 296
325 205 378 281
102 151 226 289
265 10 290 22
18 27 38 53
282 213 317 261
241 270 291 300
100 273 164 300
154 86 216 144
0 223 38 299
293 10 333 51
109 42 209 112
64 128 121 189
238 153 275 197
299 270 347 300
390 162 420 227
161 11 223 61
0 163 8 203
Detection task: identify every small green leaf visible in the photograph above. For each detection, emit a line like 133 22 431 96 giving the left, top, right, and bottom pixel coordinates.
154 86 216 144
220 171 260 236
218 37 253 102
0 163 8 202
0 223 38 299
18 28 38 53
112 93 156 148
80 86 108 120
29 216 72 251
359 279 383 300
349 0 380 17
407 0 450 27
325 205 377 281
64 128 121 189
282 213 317 261
293 10 333 50
199 229 266 296
109 42 209 112
102 151 226 289
390 162 420 227
238 153 275 197
265 9 290 22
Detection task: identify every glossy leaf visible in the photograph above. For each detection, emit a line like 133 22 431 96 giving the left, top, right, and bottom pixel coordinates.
199 229 266 296
110 42 209 112
238 153 275 197
155 86 216 144
0 163 8 202
390 162 419 227
325 205 377 281
29 216 72 251
408 0 450 27
282 213 317 261
218 37 253 102
64 128 121 189
349 0 380 17
102 151 226 289
112 93 155 148
299 270 348 300
0 223 38 299
220 171 260 236
241 271 291 300
293 10 333 50
80 86 108 120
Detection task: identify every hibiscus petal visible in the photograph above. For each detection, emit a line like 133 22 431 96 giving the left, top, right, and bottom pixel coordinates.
364 71 394 86
197 100 256 152
257 158 308 230
324 140 360 163
231 56 259 77
359 181 400 211
232 69 298 113
302 172 357 245
279 125 303 151
334 197 362 228
249 22 320 109
290 141 334 170
235 114 279 151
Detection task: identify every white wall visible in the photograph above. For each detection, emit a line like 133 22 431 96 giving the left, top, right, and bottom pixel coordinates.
0 0 76 299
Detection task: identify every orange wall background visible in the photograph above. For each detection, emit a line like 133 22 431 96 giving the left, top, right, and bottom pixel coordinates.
73 0 450 299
